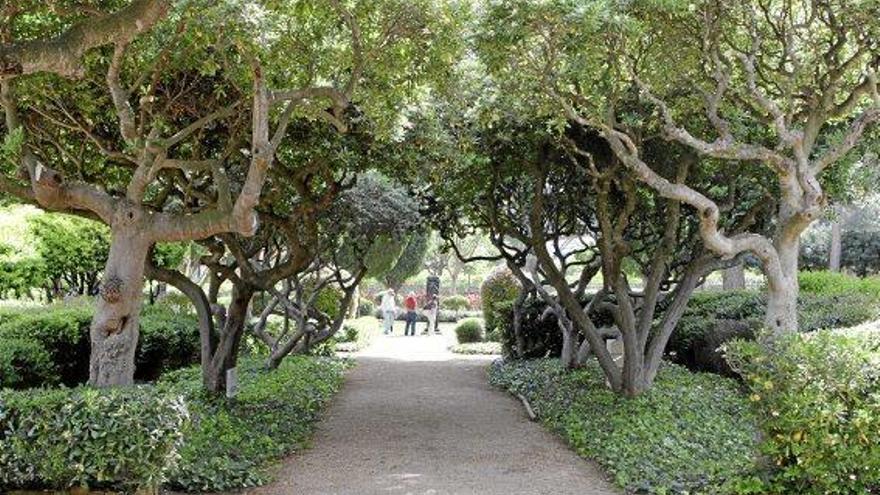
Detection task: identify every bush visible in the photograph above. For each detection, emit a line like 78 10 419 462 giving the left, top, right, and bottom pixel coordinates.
669 280 880 375
480 267 520 333
726 330 880 494
455 318 483 343
137 303 201 381
490 359 759 494
160 356 347 491
0 386 188 492
0 301 201 387
0 338 58 389
442 295 469 311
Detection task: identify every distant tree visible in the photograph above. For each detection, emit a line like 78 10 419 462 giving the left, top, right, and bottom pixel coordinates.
384 231 430 292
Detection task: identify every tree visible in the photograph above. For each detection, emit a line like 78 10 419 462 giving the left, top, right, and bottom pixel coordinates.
384 231 429 292
481 0 880 336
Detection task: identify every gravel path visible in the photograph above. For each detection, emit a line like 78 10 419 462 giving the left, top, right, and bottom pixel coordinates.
244 323 620 495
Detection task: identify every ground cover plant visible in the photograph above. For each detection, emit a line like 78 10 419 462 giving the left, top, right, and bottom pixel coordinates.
489 359 759 494
449 342 501 355
0 355 346 493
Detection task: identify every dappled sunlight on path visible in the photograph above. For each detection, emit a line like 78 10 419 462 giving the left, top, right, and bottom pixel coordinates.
242 322 620 495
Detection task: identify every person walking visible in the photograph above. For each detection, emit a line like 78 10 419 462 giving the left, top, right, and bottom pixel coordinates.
380 289 397 335
403 291 418 336
422 293 440 335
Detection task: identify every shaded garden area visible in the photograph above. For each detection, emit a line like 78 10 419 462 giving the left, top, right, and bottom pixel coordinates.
1 0 879 494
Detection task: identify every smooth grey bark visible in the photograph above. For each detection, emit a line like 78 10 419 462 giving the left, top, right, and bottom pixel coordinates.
829 219 842 272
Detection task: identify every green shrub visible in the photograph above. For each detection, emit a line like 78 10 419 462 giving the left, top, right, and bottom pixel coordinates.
0 301 201 387
725 330 880 494
454 318 483 343
0 386 188 492
480 267 520 332
0 303 92 384
798 270 880 297
442 295 469 311
669 282 880 375
0 338 58 389
490 359 759 494
137 303 201 381
160 356 347 491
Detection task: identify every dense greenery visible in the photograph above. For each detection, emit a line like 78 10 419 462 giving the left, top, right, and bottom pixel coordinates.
490 359 759 494
454 318 483 344
0 356 345 493
726 329 880 494
0 386 188 492
669 272 880 375
159 357 347 492
479 267 520 335
0 300 199 388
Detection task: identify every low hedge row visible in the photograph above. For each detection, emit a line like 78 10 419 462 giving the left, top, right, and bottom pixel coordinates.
669 272 880 375
0 300 200 389
0 356 347 492
490 359 759 494
0 386 188 492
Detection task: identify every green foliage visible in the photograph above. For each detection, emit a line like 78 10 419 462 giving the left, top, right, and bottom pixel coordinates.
726 330 880 494
798 270 880 297
383 231 430 290
0 300 200 386
454 318 483 343
490 359 760 494
0 338 58 389
442 294 469 310
669 278 880 375
159 357 347 492
28 214 110 297
136 303 202 381
480 267 520 333
0 386 188 492
357 297 375 317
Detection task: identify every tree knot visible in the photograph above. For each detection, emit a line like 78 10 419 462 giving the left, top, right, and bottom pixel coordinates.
100 276 124 303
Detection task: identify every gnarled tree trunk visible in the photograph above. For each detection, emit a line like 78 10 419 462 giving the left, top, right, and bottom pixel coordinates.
89 211 152 386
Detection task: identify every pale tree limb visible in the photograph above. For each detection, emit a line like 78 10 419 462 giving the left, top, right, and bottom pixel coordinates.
0 0 170 78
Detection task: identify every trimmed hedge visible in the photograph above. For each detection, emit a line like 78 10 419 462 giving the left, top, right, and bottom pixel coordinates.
480 267 520 333
454 318 483 343
442 294 469 311
0 386 188 492
490 359 759 494
725 328 880 495
669 274 880 375
0 300 200 388
0 356 347 493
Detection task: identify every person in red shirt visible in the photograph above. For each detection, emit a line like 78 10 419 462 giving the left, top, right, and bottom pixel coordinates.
403 292 418 336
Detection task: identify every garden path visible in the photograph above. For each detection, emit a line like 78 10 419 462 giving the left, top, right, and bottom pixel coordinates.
242 321 620 495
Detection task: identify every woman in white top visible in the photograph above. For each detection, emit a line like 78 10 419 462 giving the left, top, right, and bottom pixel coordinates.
380 289 397 335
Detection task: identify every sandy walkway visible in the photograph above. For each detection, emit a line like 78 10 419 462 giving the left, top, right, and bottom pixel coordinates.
244 324 620 495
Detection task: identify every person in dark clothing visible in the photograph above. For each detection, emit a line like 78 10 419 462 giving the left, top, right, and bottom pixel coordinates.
404 291 418 336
